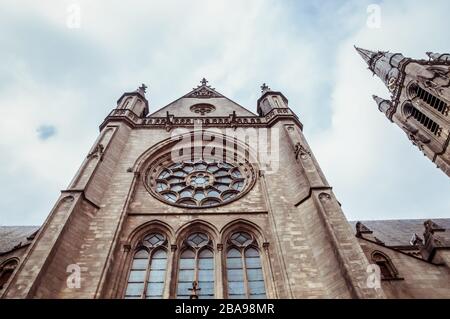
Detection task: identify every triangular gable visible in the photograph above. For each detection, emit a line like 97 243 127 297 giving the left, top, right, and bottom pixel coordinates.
183 81 224 99
148 79 257 117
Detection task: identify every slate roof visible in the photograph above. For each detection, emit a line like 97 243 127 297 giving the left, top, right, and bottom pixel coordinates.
0 226 39 255
349 219 450 246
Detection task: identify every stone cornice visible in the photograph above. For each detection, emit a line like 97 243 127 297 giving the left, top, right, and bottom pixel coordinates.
99 107 303 131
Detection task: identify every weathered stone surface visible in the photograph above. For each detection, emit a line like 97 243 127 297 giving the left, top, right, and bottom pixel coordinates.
1 81 448 299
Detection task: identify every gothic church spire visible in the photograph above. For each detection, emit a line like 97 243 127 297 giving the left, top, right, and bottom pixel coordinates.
354 46 406 91
354 46 378 66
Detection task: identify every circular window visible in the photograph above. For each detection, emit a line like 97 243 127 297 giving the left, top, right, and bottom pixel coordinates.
144 154 256 208
190 103 216 115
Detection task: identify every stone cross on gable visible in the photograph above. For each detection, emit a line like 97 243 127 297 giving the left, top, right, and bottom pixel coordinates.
261 83 270 93
200 78 208 86
188 281 201 299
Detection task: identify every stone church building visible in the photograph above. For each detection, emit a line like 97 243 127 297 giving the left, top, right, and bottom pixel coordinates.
1 48 449 299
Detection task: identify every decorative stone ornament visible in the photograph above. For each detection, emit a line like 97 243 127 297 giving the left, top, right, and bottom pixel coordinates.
190 103 216 115
186 232 209 248
229 231 253 247
185 78 222 99
142 233 166 248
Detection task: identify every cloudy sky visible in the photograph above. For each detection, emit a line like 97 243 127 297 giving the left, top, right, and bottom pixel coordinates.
0 0 449 225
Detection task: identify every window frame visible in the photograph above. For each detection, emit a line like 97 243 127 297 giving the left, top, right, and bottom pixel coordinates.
123 233 169 299
175 232 215 299
224 231 268 299
371 251 402 281
0 258 19 291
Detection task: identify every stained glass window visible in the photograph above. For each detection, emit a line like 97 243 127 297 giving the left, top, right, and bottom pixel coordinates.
124 233 168 299
198 249 214 299
152 160 246 207
177 232 215 298
226 232 266 299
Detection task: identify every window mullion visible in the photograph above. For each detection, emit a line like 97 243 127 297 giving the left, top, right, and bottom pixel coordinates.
194 249 200 284
141 249 152 299
241 248 250 298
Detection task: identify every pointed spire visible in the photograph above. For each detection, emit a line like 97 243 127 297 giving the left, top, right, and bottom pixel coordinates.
426 51 450 62
372 95 391 113
355 46 405 89
354 46 378 66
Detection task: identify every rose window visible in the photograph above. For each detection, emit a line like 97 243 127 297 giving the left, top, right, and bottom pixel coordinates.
146 158 255 208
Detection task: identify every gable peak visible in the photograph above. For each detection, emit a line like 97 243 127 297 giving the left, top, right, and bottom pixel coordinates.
184 78 223 99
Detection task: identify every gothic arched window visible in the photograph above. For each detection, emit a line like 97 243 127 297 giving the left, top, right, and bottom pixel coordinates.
0 259 19 290
225 231 266 299
124 233 168 299
176 232 215 299
404 102 441 136
371 251 399 280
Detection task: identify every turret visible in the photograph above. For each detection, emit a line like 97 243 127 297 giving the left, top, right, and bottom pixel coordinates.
372 95 392 115
257 83 289 116
116 84 149 117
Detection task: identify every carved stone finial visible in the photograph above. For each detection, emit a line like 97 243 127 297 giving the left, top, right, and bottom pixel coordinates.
139 83 147 93
260 83 270 93
294 143 311 159
423 219 445 240
410 233 424 246
355 221 373 237
200 78 208 86
188 281 201 299
421 219 448 261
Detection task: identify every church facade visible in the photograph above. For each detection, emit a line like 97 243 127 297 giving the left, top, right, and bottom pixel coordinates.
1 54 450 298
